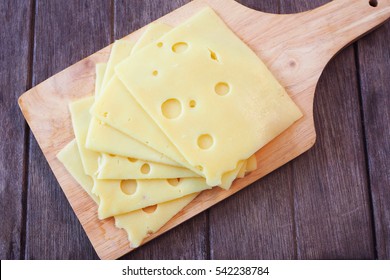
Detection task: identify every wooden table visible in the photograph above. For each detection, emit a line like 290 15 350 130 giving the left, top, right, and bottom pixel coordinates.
1 0 389 260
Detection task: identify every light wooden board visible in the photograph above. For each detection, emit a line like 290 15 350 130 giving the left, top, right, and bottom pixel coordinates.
18 0 390 259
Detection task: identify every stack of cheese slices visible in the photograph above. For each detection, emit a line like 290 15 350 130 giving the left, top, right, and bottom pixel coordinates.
57 8 303 248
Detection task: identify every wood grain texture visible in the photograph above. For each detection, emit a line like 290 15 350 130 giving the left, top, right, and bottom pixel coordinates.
14 0 390 259
357 22 390 259
114 0 208 260
24 0 112 259
0 0 32 260
279 0 375 260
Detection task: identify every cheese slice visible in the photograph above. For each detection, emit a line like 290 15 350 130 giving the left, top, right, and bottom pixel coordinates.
86 118 180 166
93 55 179 165
116 8 303 186
87 38 181 166
101 40 133 91
115 193 197 248
57 140 99 204
91 27 202 176
95 63 107 98
92 76 200 174
97 153 198 180
131 22 173 55
237 161 247 179
71 96 197 179
70 96 211 218
56 139 197 248
70 97 99 176
219 161 244 190
94 178 211 219
246 154 257 173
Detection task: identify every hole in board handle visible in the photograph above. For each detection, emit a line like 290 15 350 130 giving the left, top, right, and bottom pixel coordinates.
369 0 378 7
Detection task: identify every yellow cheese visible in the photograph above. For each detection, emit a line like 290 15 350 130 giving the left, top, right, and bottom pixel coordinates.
69 95 209 218
91 52 178 166
101 40 133 91
92 76 199 174
97 153 198 180
91 27 201 175
94 178 211 219
71 96 197 179
237 161 247 179
116 8 303 186
86 118 180 166
131 23 173 55
70 97 99 176
95 63 107 98
56 140 99 204
246 154 257 173
115 193 197 248
56 139 197 248
219 161 245 190
87 36 181 167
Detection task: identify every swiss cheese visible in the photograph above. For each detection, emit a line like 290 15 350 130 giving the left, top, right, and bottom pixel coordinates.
71 96 198 180
92 76 199 174
237 161 247 179
57 140 99 204
101 40 133 91
70 97 99 176
86 118 180 166
131 23 173 55
246 154 257 173
91 28 201 175
97 153 198 180
115 193 197 248
95 63 107 98
116 8 302 185
56 139 197 248
94 178 211 219
87 41 178 166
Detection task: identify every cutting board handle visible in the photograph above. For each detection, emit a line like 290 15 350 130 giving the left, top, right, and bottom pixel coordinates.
227 0 390 91
298 0 390 63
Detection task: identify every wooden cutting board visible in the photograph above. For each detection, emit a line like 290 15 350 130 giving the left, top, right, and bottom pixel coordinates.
18 0 390 259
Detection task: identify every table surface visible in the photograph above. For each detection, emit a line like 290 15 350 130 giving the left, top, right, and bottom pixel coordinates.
1 0 389 260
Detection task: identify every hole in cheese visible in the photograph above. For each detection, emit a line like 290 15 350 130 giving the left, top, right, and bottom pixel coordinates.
189 100 196 108
140 163 151 174
142 204 158 214
161 98 182 119
197 134 214 150
152 70 159 76
214 82 230 96
157 42 163 48
120 180 137 195
103 112 109 118
127 157 137 163
167 178 181 186
195 165 203 171
209 49 219 62
172 42 188 53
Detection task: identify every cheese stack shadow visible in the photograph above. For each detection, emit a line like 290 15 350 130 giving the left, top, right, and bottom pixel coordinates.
57 8 302 249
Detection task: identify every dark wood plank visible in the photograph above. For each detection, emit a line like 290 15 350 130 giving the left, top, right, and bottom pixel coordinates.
114 0 208 260
280 0 375 259
357 22 390 259
0 0 32 260
25 0 111 259
209 0 299 260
